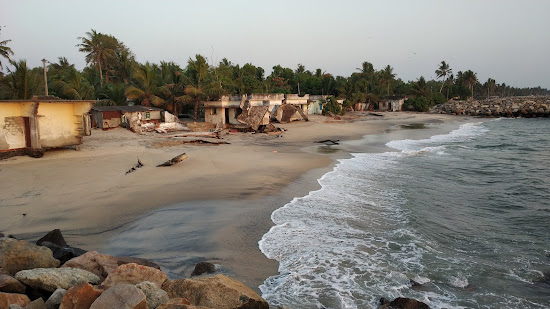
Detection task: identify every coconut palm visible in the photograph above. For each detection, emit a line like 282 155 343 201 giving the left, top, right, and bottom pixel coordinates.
435 61 452 93
380 65 396 96
0 31 14 71
97 82 127 106
412 76 428 97
77 29 115 87
1 60 43 99
484 78 496 99
125 62 164 107
462 70 478 100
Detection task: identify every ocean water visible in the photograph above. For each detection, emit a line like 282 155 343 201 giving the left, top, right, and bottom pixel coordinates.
259 118 550 309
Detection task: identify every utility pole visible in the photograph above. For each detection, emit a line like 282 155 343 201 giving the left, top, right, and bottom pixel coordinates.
41 58 48 96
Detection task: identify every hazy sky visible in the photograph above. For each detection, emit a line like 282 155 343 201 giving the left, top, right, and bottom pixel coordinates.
1 0 549 88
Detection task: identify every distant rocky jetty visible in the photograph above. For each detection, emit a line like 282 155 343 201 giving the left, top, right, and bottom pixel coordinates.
431 96 550 117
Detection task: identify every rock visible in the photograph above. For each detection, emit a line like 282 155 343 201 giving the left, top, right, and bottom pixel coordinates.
36 229 67 248
380 297 430 309
157 298 209 309
89 284 147 309
0 233 4 238
115 256 161 270
45 288 66 309
162 274 269 309
190 262 216 277
62 251 120 281
0 274 26 293
136 281 169 309
59 283 103 309
0 238 60 275
24 297 46 309
0 292 31 308
15 268 100 292
62 251 160 282
39 241 87 265
103 263 167 288
9 305 24 309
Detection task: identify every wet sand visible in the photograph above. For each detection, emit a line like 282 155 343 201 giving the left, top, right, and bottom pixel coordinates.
0 112 468 291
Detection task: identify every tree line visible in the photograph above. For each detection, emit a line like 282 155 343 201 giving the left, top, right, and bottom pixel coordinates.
1 28 548 119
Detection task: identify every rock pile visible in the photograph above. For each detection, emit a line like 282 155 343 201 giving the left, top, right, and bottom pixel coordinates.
0 231 269 309
431 96 550 117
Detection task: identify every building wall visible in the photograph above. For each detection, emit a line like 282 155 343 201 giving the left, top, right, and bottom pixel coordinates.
205 107 225 125
0 103 25 150
37 103 82 148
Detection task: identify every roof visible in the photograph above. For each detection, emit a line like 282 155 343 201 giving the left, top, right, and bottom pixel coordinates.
91 105 163 112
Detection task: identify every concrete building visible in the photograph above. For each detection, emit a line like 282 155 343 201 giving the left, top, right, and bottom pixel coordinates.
0 96 93 152
378 97 405 112
284 94 309 114
308 95 328 114
90 105 163 129
203 95 244 127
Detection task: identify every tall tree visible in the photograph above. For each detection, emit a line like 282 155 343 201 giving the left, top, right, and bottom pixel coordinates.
380 65 396 96
435 61 452 93
484 78 496 99
0 28 14 71
125 62 164 107
462 70 478 100
1 60 43 99
182 55 221 123
412 76 428 97
77 29 115 87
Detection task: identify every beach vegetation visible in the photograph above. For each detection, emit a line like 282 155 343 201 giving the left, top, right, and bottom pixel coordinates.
0 27 14 71
322 96 342 115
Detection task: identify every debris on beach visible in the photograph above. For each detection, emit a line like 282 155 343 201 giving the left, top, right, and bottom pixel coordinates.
172 132 222 139
237 106 270 131
156 153 188 167
368 112 384 117
272 104 309 123
125 158 144 174
315 139 340 145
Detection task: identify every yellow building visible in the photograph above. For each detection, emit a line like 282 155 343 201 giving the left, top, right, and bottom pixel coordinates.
0 96 94 153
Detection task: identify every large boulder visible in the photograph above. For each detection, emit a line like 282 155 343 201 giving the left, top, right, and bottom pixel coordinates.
0 291 31 308
190 262 216 277
0 274 26 293
45 288 66 309
162 275 269 309
380 297 430 309
0 238 60 275
62 251 160 282
157 298 210 309
59 283 103 309
39 241 86 265
89 284 147 309
136 281 169 309
103 263 167 288
15 268 100 292
36 229 67 247
23 297 46 309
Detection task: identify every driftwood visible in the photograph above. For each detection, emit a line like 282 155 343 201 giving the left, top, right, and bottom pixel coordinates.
180 139 230 145
315 139 340 145
368 112 384 117
173 132 221 139
125 158 144 174
157 153 188 167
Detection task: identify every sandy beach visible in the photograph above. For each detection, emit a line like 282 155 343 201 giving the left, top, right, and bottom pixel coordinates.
0 112 468 290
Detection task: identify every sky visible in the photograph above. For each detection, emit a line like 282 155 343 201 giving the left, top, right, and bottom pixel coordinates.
1 0 549 89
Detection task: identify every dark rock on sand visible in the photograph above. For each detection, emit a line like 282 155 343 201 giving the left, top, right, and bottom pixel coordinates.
0 238 60 275
191 262 216 277
36 229 67 248
162 274 269 309
39 241 86 265
380 297 430 309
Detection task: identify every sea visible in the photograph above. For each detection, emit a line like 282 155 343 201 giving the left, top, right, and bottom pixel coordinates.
259 118 550 309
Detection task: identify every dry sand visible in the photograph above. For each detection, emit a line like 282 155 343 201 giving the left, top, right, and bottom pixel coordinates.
0 112 468 290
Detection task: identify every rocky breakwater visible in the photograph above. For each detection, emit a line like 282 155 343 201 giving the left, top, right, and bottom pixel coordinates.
431 96 550 117
0 231 269 309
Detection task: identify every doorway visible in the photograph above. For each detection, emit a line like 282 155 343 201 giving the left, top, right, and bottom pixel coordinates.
23 117 31 148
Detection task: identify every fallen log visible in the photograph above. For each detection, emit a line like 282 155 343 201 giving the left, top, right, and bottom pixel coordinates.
173 132 221 139
368 112 384 117
157 153 188 167
180 139 230 145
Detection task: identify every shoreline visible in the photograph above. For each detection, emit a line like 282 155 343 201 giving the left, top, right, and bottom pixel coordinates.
0 112 472 291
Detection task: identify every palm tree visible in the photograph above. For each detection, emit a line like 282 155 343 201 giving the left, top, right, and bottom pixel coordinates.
412 76 428 97
1 60 43 99
380 65 396 96
125 62 164 107
356 61 375 98
182 54 222 123
435 61 452 93
0 30 14 71
97 83 127 106
77 29 115 87
484 78 496 99
462 70 478 100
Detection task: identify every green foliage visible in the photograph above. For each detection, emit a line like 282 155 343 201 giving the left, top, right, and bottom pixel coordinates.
322 97 342 115
403 97 430 112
